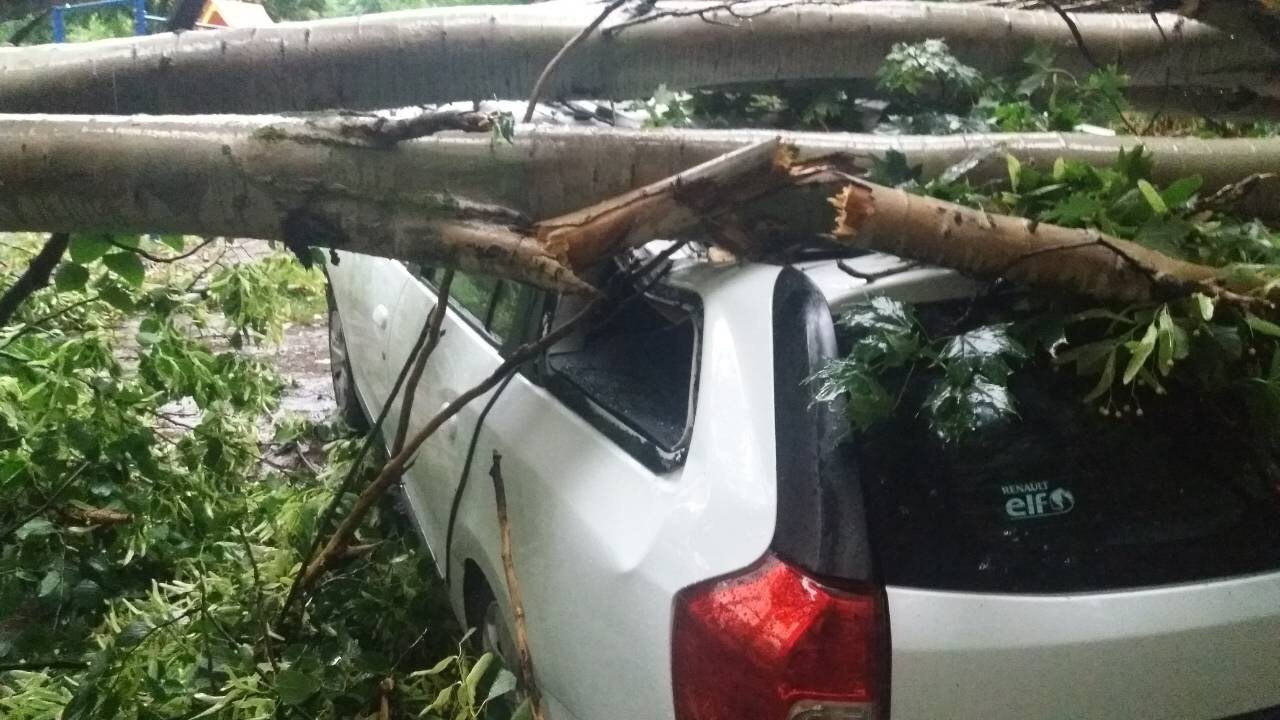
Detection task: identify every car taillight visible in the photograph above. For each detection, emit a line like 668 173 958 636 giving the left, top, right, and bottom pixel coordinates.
672 553 886 720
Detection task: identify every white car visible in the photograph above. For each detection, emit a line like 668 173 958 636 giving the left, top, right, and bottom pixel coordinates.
326 246 1280 720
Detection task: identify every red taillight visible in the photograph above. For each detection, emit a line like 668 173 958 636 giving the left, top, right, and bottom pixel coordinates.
672 554 885 720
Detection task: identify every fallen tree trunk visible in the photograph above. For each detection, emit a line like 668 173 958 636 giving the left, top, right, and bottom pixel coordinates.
2 115 1277 245
0 113 814 289
0 2 1274 115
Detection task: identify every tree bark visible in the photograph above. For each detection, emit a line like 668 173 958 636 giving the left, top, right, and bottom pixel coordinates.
0 232 69 327
829 180 1248 304
0 2 1273 115
2 115 1279 247
0 114 808 289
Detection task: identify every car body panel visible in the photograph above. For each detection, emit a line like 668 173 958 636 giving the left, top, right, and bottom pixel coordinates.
366 261 782 720
328 250 1280 720
325 251 407 420
886 573 1280 720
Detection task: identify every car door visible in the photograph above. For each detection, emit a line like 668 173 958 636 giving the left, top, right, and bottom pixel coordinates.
384 265 538 566
325 251 408 419
392 261 787 720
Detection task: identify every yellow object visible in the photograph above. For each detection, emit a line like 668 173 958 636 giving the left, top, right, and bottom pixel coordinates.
199 0 274 27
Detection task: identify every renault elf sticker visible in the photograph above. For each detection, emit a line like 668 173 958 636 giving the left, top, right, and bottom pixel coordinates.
1000 481 1076 520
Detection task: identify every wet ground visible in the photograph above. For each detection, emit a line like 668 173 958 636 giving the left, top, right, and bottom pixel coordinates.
268 321 336 425
146 238 338 469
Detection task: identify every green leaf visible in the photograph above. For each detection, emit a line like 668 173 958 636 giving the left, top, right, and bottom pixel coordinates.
99 284 134 311
924 376 1017 443
1246 313 1280 338
68 234 113 264
464 652 495 706
1083 351 1116 402
275 669 320 706
1193 293 1215 322
1160 175 1203 208
1136 179 1168 215
102 252 145 287
156 235 186 251
844 372 895 430
867 150 922 187
1006 153 1022 193
936 325 1026 383
484 668 518 705
38 568 65 598
1040 193 1104 226
1154 307 1188 375
413 655 457 678
54 262 90 292
424 684 456 713
837 297 921 368
1122 323 1157 385
14 517 56 541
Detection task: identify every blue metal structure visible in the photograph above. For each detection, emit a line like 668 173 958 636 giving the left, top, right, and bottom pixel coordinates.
51 0 150 42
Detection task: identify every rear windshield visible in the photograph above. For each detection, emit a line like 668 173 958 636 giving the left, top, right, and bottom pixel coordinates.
853 300 1280 593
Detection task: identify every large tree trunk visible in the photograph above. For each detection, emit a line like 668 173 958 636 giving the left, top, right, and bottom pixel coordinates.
2 115 1279 259
0 2 1273 115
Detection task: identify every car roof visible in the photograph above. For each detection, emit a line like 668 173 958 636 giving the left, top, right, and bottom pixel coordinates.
657 246 983 315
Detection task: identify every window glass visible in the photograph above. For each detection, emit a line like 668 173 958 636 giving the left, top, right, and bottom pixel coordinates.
546 294 696 452
449 272 499 324
854 300 1280 593
489 281 529 343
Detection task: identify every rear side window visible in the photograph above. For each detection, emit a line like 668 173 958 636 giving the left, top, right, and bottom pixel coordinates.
853 301 1280 593
409 265 533 347
544 290 699 470
449 272 499 324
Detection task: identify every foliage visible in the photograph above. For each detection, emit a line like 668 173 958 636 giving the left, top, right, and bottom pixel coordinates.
816 143 1280 444
812 37 1280 440
0 236 516 719
637 40 1131 134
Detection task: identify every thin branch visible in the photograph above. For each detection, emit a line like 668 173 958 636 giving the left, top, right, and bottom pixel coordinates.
603 0 827 35
523 0 628 122
836 259 919 283
443 240 688 586
488 452 546 720
0 462 90 542
108 236 218 264
0 233 70 328
184 244 230 293
293 295 604 596
0 659 89 672
1040 0 1140 134
391 270 454 453
235 521 277 673
276 274 456 630
1201 172 1279 210
1041 0 1103 69
0 295 102 351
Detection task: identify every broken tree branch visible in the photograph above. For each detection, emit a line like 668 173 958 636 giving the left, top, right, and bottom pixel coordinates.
523 0 628 122
391 270 454 453
488 451 546 720
0 233 70 328
278 274 455 628
295 297 603 593
829 179 1266 306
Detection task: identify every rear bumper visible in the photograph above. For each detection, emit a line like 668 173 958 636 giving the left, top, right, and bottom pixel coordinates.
885 571 1280 720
